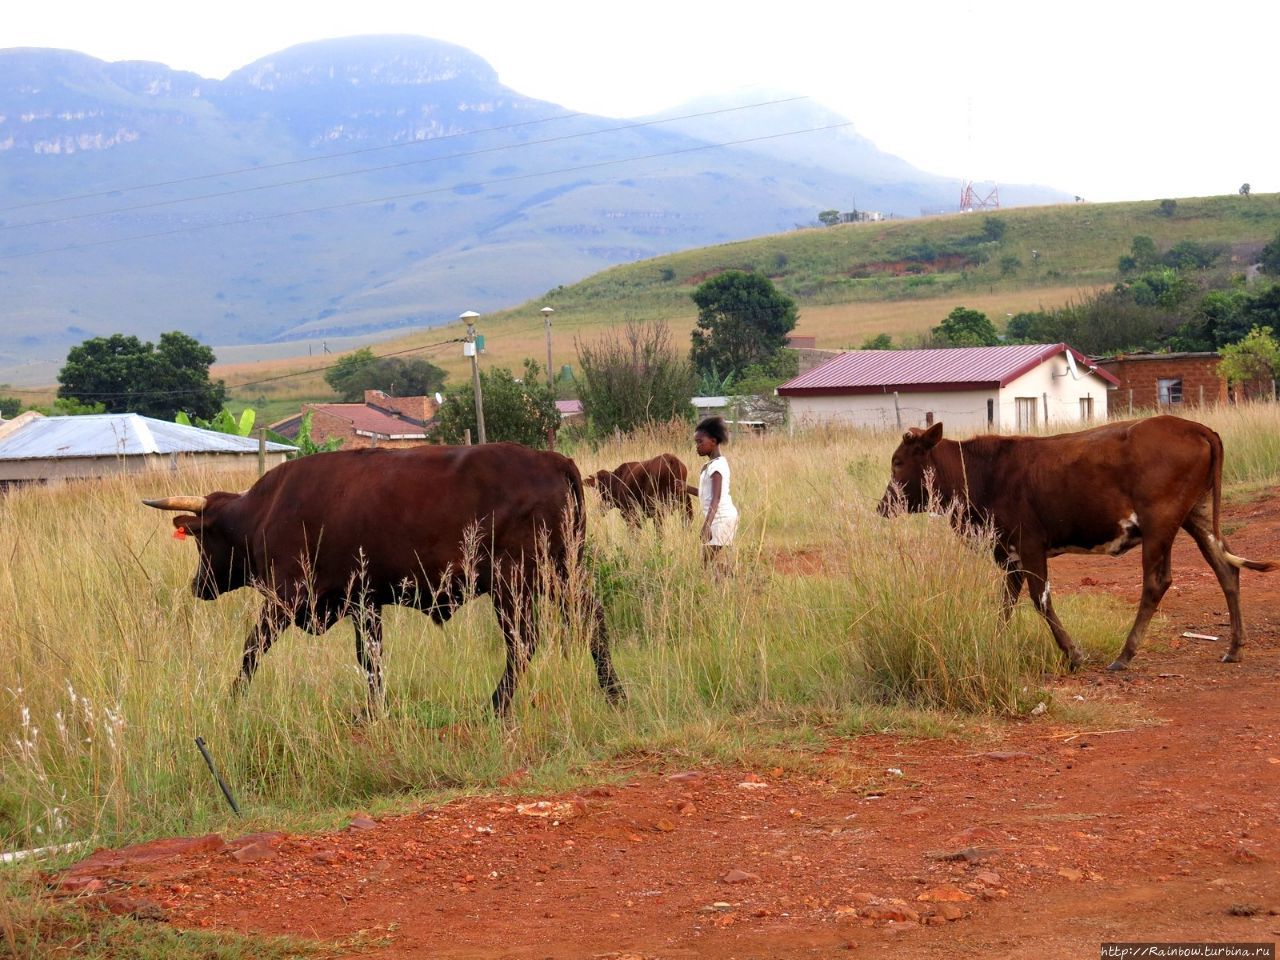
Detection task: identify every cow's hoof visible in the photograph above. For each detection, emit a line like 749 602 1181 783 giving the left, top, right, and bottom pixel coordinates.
1066 656 1084 672
1105 659 1129 672
1221 652 1243 664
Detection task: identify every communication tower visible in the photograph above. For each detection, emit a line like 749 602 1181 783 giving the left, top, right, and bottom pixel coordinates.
959 179 1000 212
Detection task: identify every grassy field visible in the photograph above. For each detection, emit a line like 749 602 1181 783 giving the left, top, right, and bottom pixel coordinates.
3 403 1280 955
5 404 1279 854
212 191 1280 421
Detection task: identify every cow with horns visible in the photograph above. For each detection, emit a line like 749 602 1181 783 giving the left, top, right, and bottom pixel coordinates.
583 453 695 525
145 443 624 716
878 416 1276 670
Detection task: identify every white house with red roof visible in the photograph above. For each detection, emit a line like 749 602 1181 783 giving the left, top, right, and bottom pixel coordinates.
776 343 1119 433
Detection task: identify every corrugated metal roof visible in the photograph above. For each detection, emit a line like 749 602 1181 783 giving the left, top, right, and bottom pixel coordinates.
777 343 1120 395
271 403 428 438
0 413 295 461
555 400 584 415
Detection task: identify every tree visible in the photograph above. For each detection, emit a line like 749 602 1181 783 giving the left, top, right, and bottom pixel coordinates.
434 360 559 448
690 271 797 381
266 410 343 458
576 320 698 436
818 210 841 227
324 347 446 402
0 393 19 418
1260 230 1280 276
57 332 225 420
860 333 894 350
1219 326 1280 397
176 408 256 436
1156 199 1178 217
1240 183 1251 198
932 306 999 347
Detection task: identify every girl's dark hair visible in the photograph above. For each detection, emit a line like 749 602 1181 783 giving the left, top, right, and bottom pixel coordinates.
695 415 729 445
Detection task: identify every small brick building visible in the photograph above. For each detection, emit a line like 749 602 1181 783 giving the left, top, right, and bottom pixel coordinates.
1092 352 1227 414
269 390 439 450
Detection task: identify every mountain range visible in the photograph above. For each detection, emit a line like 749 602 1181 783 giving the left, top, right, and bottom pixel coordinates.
0 35 1069 383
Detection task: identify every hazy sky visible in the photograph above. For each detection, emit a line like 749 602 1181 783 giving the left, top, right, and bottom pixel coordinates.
8 1 1277 203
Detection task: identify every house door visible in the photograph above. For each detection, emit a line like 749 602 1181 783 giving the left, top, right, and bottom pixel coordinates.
1015 397 1038 432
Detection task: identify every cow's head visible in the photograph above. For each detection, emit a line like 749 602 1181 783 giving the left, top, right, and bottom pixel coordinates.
143 492 250 599
877 422 944 516
584 470 626 511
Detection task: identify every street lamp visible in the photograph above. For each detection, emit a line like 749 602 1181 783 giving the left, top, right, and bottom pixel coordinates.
460 310 486 444
541 307 555 389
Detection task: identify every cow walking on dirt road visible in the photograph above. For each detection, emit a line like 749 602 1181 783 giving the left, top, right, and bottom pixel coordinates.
878 416 1277 670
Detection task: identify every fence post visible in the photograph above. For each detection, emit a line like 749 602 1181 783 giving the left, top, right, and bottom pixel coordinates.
257 428 266 476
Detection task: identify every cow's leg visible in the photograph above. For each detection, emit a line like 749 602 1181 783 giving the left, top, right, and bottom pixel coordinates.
1108 537 1175 671
490 586 538 718
353 603 386 713
1021 551 1084 669
233 602 290 696
1182 503 1246 662
993 544 1025 622
586 590 624 705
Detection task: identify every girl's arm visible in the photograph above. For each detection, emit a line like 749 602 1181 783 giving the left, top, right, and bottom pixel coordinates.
701 472 722 543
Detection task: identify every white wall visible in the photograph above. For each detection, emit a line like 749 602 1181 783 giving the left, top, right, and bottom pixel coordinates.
998 358 1110 430
788 389 997 433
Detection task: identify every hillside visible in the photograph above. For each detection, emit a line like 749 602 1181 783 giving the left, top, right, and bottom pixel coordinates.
0 36 1072 387
214 191 1280 418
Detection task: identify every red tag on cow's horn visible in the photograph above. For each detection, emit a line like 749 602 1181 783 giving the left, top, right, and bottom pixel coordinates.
173 527 188 540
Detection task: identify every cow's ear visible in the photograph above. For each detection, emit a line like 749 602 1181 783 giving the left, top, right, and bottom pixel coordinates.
173 514 204 536
583 475 596 487
920 422 944 448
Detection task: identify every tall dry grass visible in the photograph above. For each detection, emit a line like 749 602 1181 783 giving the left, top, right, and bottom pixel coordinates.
7 406 1276 851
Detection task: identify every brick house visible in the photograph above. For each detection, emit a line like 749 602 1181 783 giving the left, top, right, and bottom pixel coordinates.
269 390 440 449
1092 352 1228 414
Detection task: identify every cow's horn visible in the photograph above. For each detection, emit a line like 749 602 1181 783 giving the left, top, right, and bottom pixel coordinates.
142 495 207 513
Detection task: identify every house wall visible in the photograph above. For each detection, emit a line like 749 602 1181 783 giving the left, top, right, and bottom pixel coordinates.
1093 356 1227 413
998 360 1110 429
787 389 998 433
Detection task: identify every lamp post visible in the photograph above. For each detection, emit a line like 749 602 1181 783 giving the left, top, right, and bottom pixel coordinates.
541 306 555 389
460 310 486 444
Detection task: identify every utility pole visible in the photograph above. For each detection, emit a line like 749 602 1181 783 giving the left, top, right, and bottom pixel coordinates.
541 306 555 388
461 310 486 444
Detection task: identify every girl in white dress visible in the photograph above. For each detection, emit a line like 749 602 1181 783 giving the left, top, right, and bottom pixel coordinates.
694 416 738 566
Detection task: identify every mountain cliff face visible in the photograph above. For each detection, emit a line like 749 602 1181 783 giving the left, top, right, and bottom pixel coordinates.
0 36 1068 375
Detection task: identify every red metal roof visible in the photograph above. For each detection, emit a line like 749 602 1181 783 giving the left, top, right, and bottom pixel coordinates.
777 343 1120 396
271 403 428 438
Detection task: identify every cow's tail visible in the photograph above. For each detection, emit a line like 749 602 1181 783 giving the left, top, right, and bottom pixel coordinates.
1208 427 1279 572
565 461 588 563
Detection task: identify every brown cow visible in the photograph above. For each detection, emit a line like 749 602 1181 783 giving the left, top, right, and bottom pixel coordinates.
144 443 623 716
584 453 694 525
878 416 1276 670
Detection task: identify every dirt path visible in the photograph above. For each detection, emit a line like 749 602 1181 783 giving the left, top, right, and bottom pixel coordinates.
54 496 1280 958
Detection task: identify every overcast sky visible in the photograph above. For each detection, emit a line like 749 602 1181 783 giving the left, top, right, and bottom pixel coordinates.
8 0 1277 203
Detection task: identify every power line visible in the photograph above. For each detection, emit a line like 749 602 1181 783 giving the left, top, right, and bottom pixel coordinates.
1 96 810 230
0 120 852 262
3 337 465 398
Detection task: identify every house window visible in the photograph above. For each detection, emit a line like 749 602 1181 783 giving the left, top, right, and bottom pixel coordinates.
1080 396 1094 421
1015 397 1038 432
925 411 934 426
987 398 994 425
1158 378 1183 405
